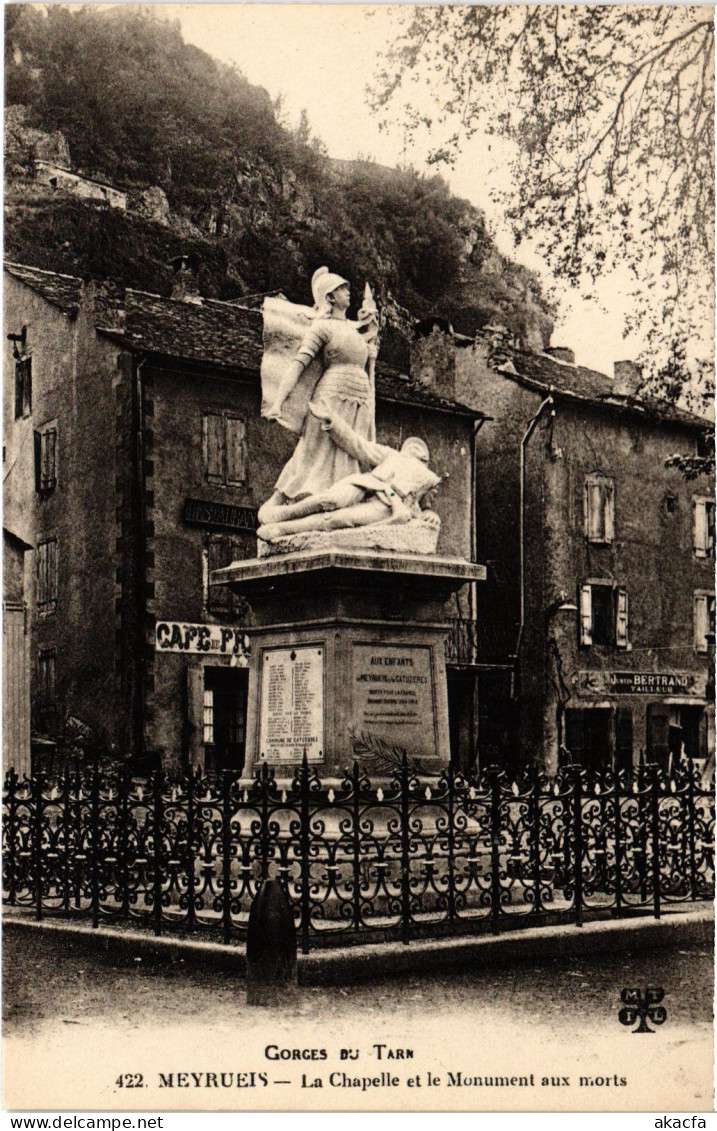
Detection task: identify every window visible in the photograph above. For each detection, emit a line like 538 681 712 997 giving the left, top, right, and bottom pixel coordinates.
580 582 629 647
584 476 614 543
694 591 716 653
14 356 32 418
37 538 58 614
202 535 252 617
37 649 57 704
34 423 58 494
203 413 247 487
693 498 715 558
203 688 214 745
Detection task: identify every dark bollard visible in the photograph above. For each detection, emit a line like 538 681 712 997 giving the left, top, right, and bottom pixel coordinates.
246 879 297 1005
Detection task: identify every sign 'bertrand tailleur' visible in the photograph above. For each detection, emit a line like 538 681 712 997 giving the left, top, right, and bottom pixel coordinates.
579 671 699 695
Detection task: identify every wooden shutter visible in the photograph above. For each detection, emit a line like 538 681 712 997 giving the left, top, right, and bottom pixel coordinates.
584 478 614 542
694 500 707 555
615 706 633 771
647 703 670 765
615 588 629 648
603 483 615 543
583 481 596 539
206 539 231 614
694 594 709 652
34 430 42 492
225 417 246 485
580 584 593 645
42 428 57 489
204 413 225 484
186 665 205 769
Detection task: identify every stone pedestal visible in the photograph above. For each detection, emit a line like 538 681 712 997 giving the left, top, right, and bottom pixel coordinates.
216 550 485 779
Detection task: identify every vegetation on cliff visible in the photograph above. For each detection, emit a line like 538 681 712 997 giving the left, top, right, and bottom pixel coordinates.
5 4 554 346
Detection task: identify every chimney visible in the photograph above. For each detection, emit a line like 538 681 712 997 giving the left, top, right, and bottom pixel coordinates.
410 318 456 398
613 360 643 396
169 254 202 303
544 346 575 365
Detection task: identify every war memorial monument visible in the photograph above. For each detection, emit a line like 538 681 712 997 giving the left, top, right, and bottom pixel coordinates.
216 267 485 778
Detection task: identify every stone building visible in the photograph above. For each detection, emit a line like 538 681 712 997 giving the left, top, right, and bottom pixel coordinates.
3 261 485 775
432 328 714 774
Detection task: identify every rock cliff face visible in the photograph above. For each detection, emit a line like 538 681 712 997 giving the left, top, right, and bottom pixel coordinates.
4 4 555 346
5 104 70 174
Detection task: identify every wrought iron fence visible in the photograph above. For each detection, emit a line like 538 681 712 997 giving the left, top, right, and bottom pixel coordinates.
2 758 714 952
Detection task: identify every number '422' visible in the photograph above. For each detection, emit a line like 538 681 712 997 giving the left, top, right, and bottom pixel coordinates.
116 1073 144 1088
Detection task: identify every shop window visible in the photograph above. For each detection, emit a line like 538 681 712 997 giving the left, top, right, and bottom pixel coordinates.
693 498 715 558
14 356 32 419
694 591 716 653
202 688 214 745
564 708 612 771
37 538 58 614
202 535 252 618
584 476 614 543
203 667 248 774
580 582 628 648
203 412 247 487
34 423 58 494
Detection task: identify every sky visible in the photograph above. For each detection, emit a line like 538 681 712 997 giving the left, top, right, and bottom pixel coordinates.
123 4 668 373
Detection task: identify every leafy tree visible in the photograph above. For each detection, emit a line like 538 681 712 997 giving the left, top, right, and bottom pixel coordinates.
372 6 714 397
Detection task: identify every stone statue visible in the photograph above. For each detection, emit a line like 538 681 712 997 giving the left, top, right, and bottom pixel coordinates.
257 399 441 547
260 268 379 509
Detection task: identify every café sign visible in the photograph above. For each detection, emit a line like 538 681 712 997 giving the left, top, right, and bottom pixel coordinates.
579 671 699 695
155 620 250 661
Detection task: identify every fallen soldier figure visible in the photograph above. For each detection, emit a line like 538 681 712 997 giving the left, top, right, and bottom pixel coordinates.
257 399 441 542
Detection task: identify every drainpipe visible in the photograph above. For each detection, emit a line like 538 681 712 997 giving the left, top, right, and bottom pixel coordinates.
512 392 555 696
131 354 150 765
469 416 486 627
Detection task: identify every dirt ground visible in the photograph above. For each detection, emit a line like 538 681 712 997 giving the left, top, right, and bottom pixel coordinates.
4 926 713 1034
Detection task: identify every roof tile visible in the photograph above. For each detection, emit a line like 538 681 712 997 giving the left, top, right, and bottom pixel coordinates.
5 261 82 315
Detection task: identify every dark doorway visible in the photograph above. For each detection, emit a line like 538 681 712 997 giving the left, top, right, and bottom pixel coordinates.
203 667 248 775
446 668 477 775
667 705 709 764
564 707 612 771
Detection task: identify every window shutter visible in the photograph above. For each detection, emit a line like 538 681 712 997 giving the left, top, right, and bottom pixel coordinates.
204 413 225 484
186 665 205 769
615 707 633 770
603 483 615 543
34 431 42 492
580 585 593 645
583 481 594 539
693 593 714 652
44 428 57 488
225 418 246 485
206 538 232 615
647 703 670 764
615 588 629 648
694 594 706 652
694 500 707 556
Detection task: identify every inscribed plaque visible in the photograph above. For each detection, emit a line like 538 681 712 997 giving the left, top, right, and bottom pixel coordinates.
258 645 324 763
352 642 437 759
